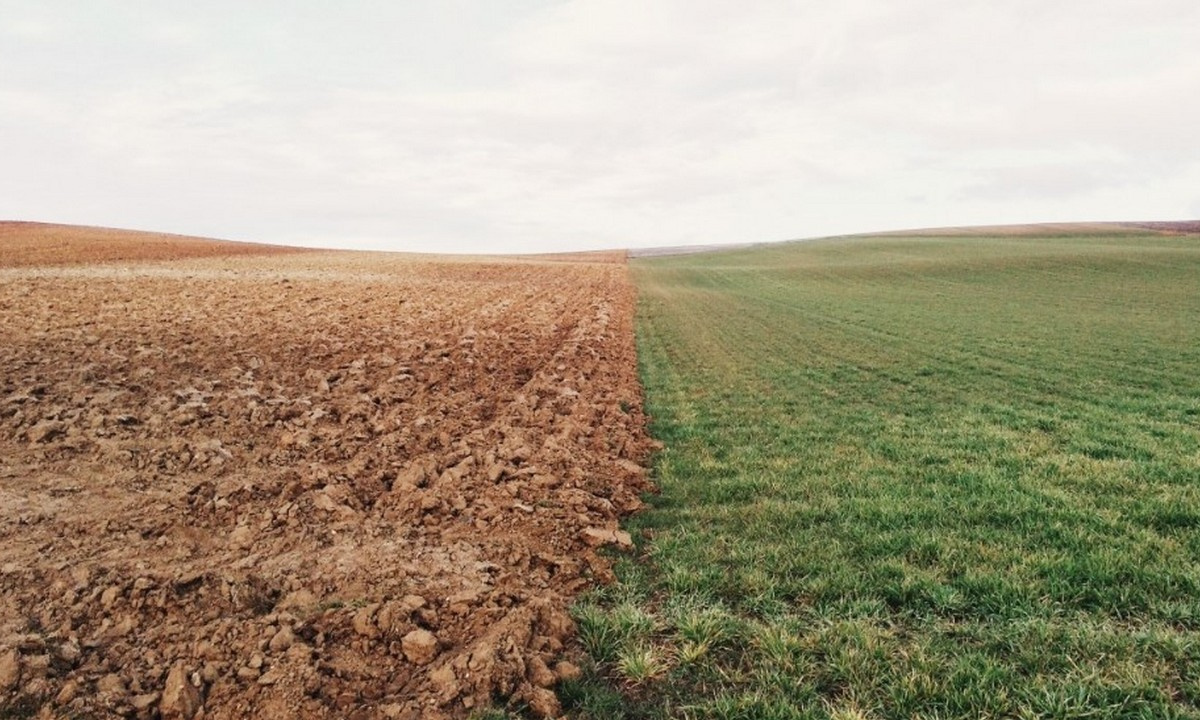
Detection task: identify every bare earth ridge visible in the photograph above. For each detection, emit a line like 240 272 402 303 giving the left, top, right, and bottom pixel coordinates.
0 225 655 718
0 222 307 267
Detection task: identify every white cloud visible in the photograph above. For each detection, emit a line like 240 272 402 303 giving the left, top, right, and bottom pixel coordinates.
0 0 1197 252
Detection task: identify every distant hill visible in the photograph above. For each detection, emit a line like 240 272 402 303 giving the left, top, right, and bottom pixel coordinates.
0 221 304 268
5 220 1196 268
1117 220 1200 235
866 220 1200 237
630 220 1200 258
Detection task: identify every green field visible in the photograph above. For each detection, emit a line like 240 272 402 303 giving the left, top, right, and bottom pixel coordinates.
565 232 1200 719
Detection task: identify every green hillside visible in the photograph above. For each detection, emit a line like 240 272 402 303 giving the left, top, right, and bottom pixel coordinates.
568 232 1200 719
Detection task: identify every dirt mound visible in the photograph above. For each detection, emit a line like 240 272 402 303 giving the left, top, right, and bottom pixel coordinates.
0 246 653 718
0 222 304 268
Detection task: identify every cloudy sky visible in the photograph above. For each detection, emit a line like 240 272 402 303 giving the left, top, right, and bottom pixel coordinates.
2 1 1198 253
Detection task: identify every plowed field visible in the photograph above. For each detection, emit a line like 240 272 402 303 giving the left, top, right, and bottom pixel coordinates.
0 227 653 719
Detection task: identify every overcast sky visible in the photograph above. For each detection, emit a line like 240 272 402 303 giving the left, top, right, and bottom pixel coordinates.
2 1 1198 253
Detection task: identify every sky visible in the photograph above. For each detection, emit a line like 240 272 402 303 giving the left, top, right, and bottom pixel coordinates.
2 1 1198 254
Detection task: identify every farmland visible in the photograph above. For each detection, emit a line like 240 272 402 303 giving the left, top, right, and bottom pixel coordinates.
4 223 1200 719
570 231 1200 718
0 225 652 718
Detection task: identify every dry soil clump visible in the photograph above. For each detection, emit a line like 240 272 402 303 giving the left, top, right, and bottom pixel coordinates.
0 228 653 718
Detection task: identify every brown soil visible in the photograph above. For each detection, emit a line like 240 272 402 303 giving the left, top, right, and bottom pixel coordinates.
0 226 654 719
1118 220 1200 235
0 222 306 268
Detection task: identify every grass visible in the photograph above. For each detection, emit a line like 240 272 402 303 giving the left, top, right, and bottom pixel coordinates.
568 232 1200 718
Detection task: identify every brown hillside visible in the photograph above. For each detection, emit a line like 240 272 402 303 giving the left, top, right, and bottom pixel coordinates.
1118 220 1200 235
0 222 304 268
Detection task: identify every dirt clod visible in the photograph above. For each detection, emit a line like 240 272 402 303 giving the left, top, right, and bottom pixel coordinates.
402 629 439 665
0 648 19 691
55 679 80 706
528 655 557 688
268 627 295 653
581 526 634 548
554 660 582 682
160 661 201 720
97 672 127 697
525 685 563 718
